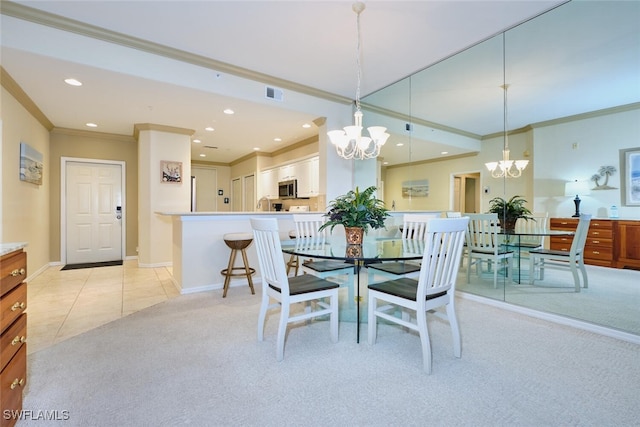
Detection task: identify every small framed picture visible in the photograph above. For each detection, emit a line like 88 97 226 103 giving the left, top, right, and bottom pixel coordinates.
620 147 640 206
161 161 182 183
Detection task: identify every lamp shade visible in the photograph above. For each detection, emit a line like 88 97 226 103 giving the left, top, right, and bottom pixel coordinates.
564 180 591 197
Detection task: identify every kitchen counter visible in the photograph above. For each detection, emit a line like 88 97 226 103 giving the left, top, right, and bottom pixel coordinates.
156 211 437 294
0 242 28 257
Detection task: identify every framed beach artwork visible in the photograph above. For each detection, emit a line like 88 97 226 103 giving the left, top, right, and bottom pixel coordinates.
19 142 44 185
620 147 640 206
401 179 429 198
161 160 182 183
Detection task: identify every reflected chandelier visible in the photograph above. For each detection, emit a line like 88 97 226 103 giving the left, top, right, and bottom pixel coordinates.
485 84 529 178
327 2 390 160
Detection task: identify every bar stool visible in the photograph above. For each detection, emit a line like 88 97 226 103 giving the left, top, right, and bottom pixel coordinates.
221 232 256 297
285 229 300 276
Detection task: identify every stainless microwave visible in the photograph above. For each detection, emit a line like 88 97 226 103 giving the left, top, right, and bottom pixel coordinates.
278 179 297 199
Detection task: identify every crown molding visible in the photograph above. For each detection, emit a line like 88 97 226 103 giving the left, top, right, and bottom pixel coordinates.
1 1 352 106
1 66 54 130
51 127 135 143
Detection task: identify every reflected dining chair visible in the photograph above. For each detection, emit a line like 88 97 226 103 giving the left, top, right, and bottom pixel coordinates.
367 213 440 282
367 217 469 373
529 214 592 292
290 214 354 282
466 213 514 288
251 218 339 361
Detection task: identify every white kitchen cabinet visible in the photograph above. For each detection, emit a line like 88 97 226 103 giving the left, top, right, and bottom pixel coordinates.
278 164 296 182
259 168 278 199
294 156 319 198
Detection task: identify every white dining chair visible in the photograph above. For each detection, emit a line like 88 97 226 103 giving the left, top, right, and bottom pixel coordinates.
367 213 439 282
251 217 339 361
367 217 469 373
465 213 514 287
529 214 592 292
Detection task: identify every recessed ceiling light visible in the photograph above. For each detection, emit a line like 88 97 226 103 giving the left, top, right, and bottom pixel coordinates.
274 137 282 142
223 109 234 115
205 127 214 132
253 147 260 151
86 123 97 128
193 139 201 143
383 161 389 165
441 151 448 155
302 123 311 128
199 154 206 157
396 143 404 147
64 78 82 86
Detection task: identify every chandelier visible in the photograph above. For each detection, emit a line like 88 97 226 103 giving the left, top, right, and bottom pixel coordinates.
327 2 390 160
485 84 529 178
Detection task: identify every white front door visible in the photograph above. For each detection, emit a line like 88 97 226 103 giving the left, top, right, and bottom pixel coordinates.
66 161 123 264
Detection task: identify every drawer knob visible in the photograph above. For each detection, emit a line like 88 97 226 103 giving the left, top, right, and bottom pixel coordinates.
10 268 25 277
593 240 600 244
10 378 25 389
11 335 27 346
11 301 26 311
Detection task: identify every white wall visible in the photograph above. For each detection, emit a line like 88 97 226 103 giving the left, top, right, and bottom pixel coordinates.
532 107 640 219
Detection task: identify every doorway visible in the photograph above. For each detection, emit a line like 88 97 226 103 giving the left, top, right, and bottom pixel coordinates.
452 172 481 213
191 166 218 212
62 158 125 264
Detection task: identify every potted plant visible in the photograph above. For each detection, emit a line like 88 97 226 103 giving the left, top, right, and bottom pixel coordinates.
488 195 533 232
319 186 390 244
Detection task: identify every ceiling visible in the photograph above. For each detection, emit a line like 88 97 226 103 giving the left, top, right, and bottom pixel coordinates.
4 0 629 165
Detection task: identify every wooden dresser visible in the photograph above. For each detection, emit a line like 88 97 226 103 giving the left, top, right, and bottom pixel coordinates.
550 218 640 269
1 247 27 427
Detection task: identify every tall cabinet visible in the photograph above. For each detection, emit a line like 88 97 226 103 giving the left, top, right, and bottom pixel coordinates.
1 246 27 427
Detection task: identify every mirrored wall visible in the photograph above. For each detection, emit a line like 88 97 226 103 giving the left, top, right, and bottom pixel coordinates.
361 1 640 337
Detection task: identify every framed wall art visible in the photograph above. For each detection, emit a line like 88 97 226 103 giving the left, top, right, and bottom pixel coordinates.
19 142 44 185
161 160 182 183
620 147 640 206
401 179 429 198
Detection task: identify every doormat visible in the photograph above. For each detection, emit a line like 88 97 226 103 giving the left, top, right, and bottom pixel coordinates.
61 260 123 271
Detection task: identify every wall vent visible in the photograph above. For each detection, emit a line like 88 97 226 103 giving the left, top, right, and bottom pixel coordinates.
265 86 284 102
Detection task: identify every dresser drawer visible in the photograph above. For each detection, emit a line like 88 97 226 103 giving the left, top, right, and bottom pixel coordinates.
550 235 573 249
589 220 613 230
584 246 613 261
550 218 578 230
587 228 613 239
0 283 27 334
0 344 26 427
1 314 26 373
1 251 26 296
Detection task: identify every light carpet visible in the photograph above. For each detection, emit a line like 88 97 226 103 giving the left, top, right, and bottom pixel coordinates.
22 289 640 426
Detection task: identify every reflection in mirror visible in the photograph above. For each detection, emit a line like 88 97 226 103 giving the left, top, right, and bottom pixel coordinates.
361 1 640 339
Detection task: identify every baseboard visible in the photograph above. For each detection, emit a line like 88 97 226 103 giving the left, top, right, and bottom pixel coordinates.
456 291 640 345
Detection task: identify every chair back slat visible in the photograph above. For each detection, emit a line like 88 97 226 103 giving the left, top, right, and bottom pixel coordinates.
465 213 500 252
251 218 289 294
417 217 469 299
402 213 439 240
515 213 548 247
293 214 325 238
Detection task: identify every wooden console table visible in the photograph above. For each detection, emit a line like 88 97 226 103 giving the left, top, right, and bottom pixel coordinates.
550 218 640 269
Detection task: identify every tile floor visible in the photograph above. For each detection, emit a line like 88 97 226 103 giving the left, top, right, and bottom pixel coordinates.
26 260 179 354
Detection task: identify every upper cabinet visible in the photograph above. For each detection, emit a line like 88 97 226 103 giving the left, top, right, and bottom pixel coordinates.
259 156 319 199
295 157 319 198
259 168 278 199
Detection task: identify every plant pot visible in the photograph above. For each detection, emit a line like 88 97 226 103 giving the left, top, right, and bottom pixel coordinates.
345 244 362 258
345 226 364 245
500 218 517 233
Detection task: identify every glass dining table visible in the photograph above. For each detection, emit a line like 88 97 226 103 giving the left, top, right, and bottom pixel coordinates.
281 235 425 342
499 229 575 283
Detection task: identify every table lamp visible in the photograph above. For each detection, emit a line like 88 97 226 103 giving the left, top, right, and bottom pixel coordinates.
564 180 591 217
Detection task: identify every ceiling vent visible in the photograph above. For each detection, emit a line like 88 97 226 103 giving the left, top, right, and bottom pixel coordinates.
265 86 284 102
204 145 218 149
